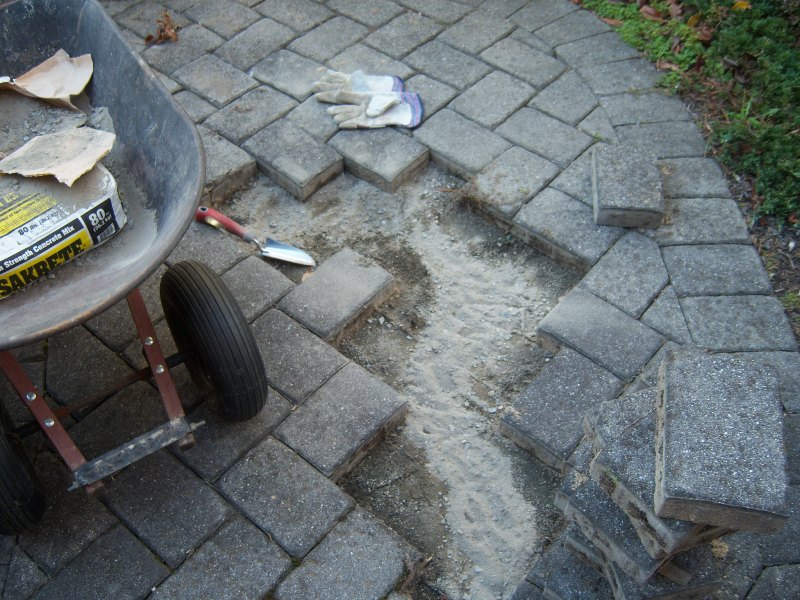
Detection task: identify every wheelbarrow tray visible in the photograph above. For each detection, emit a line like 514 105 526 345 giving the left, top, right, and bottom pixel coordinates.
0 0 205 350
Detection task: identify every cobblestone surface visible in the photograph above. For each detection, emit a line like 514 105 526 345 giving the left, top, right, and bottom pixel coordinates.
3 1 797 597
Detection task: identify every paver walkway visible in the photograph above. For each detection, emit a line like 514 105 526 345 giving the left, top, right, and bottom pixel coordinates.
1 0 798 598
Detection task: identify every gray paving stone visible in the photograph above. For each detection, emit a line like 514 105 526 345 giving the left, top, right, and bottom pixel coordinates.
173 55 258 108
214 18 296 70
437 11 515 54
328 44 415 81
396 0 471 24
85 265 167 352
184 0 260 39
406 41 491 89
153 69 181 93
197 126 258 204
623 341 682 398
328 0 403 27
577 107 618 144
413 109 511 177
289 16 368 62
563 478 666 585
205 86 297 144
286 97 339 141
103 451 233 567
592 143 664 228
578 58 662 96
150 517 292 600
222 255 295 321
550 148 593 204
329 128 429 192
747 564 800 600
254 0 333 32
681 295 797 352
617 121 707 159
509 580 544 600
536 288 663 381
511 0 579 31
176 388 291 481
655 349 788 532
510 28 555 55
4 547 46 600
45 326 132 404
250 309 349 403
658 157 731 199
579 232 668 318
480 0 528 17
364 12 443 59
279 248 396 339
243 120 343 200
536 9 611 47
19 452 117 575
529 70 598 126
531 540 611 598
500 348 624 471
115 1 191 39
142 24 224 76
557 437 596 510
758 485 800 566
497 107 593 167
173 90 216 123
275 508 412 600
30 525 168 600
556 31 640 68
640 285 692 344
450 71 535 129
662 244 772 297
405 74 457 120
481 38 566 89
599 92 692 126
710 531 765 600
513 188 624 270
587 390 726 559
470 147 560 219
276 362 407 479
250 50 325 101
652 197 750 246
168 221 251 273
218 436 354 557
101 0 140 17
722 352 800 414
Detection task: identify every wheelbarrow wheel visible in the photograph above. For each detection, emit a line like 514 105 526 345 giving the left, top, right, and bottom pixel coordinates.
0 407 46 535
160 261 268 421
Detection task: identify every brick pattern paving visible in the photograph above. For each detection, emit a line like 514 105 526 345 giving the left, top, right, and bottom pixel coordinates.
1 0 798 597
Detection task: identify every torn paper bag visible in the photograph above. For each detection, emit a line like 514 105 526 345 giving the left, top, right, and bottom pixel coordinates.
0 49 93 111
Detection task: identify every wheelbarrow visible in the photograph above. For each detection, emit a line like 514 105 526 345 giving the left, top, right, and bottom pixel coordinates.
0 0 268 533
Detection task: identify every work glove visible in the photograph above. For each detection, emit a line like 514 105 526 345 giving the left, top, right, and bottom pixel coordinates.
327 92 423 129
315 90 403 117
312 69 403 95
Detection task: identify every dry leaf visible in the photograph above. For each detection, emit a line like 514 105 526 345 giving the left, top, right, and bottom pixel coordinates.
672 37 684 54
669 2 683 18
145 11 180 45
732 1 752 10
656 59 681 71
601 17 624 26
687 13 702 27
640 5 663 21
697 24 714 42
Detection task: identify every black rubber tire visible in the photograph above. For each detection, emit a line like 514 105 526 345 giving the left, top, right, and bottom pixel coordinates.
0 407 46 535
160 261 268 421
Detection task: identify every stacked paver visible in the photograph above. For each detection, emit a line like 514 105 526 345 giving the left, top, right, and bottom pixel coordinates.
512 348 788 599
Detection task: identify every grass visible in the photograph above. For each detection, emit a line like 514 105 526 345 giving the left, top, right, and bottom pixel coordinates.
580 0 800 225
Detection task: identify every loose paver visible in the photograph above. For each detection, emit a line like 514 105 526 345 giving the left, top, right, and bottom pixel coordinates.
591 143 664 228
278 248 396 340
500 348 624 471
218 436 353 558
655 349 788 532
723 351 800 414
276 362 407 479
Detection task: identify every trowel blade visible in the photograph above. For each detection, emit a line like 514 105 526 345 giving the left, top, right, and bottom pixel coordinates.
262 238 316 267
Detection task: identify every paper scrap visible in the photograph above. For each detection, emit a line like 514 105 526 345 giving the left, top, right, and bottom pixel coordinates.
0 49 93 111
0 128 116 186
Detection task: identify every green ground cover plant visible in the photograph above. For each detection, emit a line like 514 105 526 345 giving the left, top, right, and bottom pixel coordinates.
581 0 800 225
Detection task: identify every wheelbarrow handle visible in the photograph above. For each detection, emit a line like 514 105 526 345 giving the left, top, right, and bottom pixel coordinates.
195 206 255 243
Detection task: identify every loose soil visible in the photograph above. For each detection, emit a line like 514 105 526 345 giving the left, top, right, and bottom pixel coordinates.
227 167 579 599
